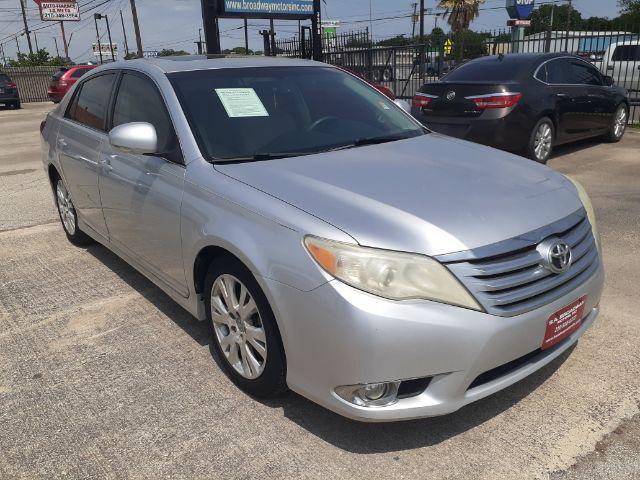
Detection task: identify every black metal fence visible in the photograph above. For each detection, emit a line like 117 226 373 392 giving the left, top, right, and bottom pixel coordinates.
277 28 640 123
1 66 59 103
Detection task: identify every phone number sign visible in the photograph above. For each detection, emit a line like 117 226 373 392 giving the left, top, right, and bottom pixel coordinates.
36 1 81 22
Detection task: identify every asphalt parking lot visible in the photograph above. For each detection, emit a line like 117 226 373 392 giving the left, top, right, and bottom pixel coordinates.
1 102 639 479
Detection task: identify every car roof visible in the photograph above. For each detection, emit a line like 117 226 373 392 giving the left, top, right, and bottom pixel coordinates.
97 55 328 74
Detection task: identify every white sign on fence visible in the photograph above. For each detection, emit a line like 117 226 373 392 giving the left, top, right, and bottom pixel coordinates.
92 43 118 57
38 1 81 22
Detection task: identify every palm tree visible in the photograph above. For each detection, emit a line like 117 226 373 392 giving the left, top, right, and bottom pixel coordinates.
438 0 485 32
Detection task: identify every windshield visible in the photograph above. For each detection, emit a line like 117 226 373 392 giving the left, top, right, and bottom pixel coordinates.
169 66 424 162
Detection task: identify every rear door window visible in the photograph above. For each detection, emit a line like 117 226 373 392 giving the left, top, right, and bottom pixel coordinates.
612 45 640 62
546 59 572 84
71 68 91 79
66 73 116 130
569 61 602 85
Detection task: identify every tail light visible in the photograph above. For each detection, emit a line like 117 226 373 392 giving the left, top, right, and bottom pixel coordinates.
7 82 17 89
468 92 522 109
412 92 438 108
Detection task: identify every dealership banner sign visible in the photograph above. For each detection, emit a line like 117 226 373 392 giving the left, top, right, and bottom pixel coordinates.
219 0 314 19
34 0 81 22
506 0 535 20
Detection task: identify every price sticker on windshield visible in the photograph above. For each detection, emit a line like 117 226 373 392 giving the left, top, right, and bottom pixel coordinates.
215 88 269 118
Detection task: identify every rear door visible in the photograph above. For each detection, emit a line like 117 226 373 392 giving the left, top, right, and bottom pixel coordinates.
569 59 615 131
98 70 188 296
545 58 590 140
57 72 117 238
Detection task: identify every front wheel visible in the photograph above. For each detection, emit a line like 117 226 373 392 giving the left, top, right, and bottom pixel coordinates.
205 257 287 398
604 104 628 143
526 117 554 164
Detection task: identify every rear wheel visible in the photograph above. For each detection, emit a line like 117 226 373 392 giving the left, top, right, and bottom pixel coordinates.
54 177 93 246
604 104 627 143
205 257 287 398
526 117 554 164
12 100 21 109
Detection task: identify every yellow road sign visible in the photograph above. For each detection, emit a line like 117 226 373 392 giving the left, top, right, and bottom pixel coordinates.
444 39 453 55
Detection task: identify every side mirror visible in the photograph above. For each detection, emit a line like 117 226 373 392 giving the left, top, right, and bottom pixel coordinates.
394 99 411 113
603 75 614 87
108 122 158 155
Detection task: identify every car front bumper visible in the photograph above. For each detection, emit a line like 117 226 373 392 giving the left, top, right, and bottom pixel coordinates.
265 260 604 422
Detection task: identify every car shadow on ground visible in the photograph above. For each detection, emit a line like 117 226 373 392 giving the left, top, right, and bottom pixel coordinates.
85 241 576 454
550 137 606 159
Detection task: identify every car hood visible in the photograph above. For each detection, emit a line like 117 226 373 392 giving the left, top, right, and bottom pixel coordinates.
215 134 582 256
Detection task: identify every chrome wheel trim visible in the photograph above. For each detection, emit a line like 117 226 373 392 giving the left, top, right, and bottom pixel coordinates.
56 180 76 235
534 122 553 161
613 107 627 139
211 274 267 380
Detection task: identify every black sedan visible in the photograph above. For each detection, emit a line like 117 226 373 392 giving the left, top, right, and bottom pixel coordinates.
411 53 629 163
0 72 20 109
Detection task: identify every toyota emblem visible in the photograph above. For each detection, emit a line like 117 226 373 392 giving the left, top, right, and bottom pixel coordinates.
537 238 573 274
446 91 456 101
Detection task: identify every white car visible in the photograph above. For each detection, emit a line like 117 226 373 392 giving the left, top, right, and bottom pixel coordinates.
595 40 640 99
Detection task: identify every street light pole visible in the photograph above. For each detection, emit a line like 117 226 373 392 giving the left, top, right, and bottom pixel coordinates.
19 0 33 54
94 15 104 64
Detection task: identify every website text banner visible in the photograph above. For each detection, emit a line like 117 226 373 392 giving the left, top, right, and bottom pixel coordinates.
220 0 314 19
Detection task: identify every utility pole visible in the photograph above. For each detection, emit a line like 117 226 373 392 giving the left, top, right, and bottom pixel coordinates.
120 10 130 57
105 15 115 61
545 3 555 53
419 0 425 43
0 43 6 66
269 19 276 55
565 0 573 53
19 0 33 54
411 3 418 39
54 37 60 58
130 0 143 58
195 28 203 54
244 18 249 54
94 14 103 64
60 21 69 60
369 0 373 42
34 32 39 52
15 36 21 55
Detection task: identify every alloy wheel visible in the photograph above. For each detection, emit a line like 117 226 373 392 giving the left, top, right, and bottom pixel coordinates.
534 122 553 161
211 274 267 380
613 107 627 139
56 180 76 235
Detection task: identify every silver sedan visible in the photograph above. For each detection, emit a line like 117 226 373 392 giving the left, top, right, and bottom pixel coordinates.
40 56 604 422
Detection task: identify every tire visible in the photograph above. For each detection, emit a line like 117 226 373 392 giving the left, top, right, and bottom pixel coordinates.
204 257 287 398
53 176 93 246
526 117 555 164
382 68 393 82
12 101 21 109
371 69 382 83
603 104 628 143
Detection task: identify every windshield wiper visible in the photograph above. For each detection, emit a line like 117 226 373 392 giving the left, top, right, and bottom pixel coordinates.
217 152 315 163
327 133 423 152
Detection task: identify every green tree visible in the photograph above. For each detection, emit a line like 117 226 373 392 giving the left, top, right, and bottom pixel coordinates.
376 35 413 47
619 0 640 14
529 5 584 34
438 0 486 33
8 49 66 66
157 49 190 57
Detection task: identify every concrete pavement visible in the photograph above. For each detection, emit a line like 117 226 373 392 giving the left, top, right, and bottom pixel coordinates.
0 102 639 479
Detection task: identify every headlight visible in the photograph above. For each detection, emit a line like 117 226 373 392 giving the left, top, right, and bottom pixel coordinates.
565 176 600 252
303 236 482 311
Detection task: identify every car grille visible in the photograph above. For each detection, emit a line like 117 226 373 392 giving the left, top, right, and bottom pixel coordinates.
437 209 599 317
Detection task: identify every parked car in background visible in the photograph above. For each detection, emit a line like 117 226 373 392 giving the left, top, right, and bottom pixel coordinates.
0 72 20 109
338 67 396 99
48 65 96 103
41 56 604 421
411 53 629 163
593 40 640 101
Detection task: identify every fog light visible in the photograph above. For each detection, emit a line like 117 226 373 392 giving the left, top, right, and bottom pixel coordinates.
335 381 400 407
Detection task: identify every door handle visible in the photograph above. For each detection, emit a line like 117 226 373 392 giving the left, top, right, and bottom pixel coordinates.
100 156 112 172
57 138 68 149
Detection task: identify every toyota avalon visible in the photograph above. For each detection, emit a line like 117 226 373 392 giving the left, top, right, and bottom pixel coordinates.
40 56 604 422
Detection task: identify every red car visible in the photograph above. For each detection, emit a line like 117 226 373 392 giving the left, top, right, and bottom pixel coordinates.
338 67 396 99
48 65 96 103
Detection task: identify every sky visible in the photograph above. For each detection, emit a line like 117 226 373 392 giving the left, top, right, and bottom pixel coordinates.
0 0 622 63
